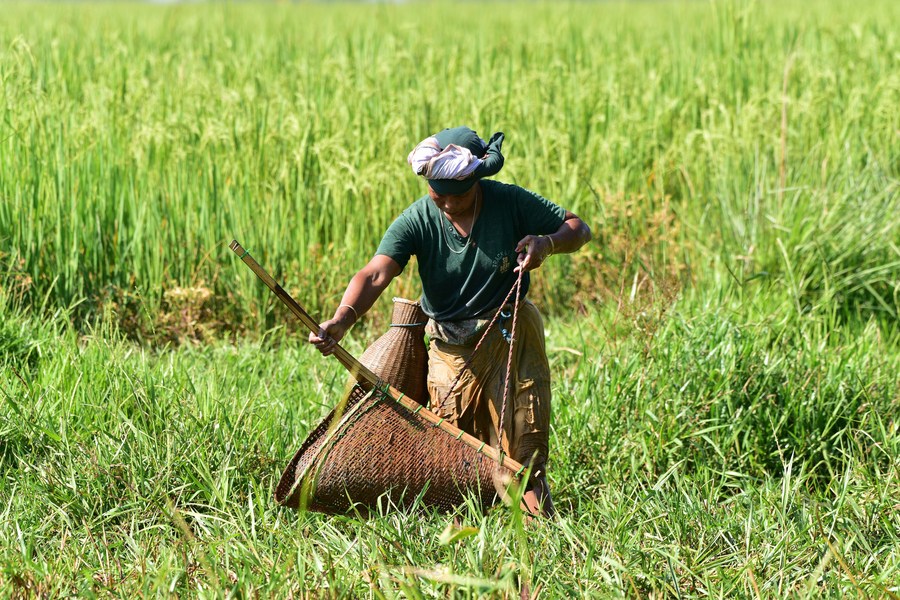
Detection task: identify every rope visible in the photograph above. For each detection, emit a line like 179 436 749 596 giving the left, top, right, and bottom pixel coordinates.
438 265 526 453
498 268 524 452
438 268 523 406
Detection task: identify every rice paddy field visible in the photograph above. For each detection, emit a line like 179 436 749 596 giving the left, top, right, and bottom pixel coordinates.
1 0 899 597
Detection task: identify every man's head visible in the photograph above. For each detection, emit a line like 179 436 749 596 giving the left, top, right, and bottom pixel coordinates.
407 127 505 194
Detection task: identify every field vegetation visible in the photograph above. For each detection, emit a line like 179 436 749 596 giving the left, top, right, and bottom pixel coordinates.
1 1 898 597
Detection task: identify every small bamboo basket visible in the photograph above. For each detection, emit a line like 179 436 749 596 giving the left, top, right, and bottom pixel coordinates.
353 298 429 404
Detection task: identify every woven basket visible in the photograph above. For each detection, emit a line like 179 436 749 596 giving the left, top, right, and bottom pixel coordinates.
275 299 517 513
353 298 429 403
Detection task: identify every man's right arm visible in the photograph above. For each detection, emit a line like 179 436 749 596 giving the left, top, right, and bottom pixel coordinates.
308 254 403 356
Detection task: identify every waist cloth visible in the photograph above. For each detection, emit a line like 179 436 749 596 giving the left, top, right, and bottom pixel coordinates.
425 300 551 482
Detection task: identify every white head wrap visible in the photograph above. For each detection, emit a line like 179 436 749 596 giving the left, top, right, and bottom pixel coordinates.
407 137 484 181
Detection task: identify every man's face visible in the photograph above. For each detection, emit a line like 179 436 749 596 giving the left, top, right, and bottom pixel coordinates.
428 184 478 217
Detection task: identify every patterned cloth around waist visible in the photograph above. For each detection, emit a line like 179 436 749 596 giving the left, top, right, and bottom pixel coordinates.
426 303 515 346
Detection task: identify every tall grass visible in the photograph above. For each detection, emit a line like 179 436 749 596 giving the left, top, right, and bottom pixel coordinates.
1 287 897 596
1 1 897 338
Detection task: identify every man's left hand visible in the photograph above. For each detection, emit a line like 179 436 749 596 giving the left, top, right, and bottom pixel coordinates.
514 235 553 272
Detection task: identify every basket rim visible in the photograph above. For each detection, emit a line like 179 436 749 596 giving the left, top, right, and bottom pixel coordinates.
391 297 422 306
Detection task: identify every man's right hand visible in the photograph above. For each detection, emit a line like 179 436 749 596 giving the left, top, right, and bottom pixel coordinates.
309 316 351 356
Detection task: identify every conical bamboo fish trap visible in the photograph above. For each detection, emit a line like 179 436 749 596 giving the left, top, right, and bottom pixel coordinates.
229 241 524 514
275 298 511 513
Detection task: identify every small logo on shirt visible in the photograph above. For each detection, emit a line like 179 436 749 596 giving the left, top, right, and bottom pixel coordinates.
498 255 511 274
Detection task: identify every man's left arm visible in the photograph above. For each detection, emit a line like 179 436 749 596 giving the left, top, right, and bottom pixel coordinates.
516 211 592 272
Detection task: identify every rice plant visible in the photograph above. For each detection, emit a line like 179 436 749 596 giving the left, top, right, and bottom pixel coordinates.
1 1 898 597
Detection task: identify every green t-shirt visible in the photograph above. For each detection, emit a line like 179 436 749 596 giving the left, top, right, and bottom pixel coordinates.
375 179 566 321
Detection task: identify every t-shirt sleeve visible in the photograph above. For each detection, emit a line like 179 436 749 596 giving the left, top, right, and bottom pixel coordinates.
375 210 417 270
515 187 567 235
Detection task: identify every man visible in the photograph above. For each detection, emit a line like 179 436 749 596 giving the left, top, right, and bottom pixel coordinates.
310 126 591 516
